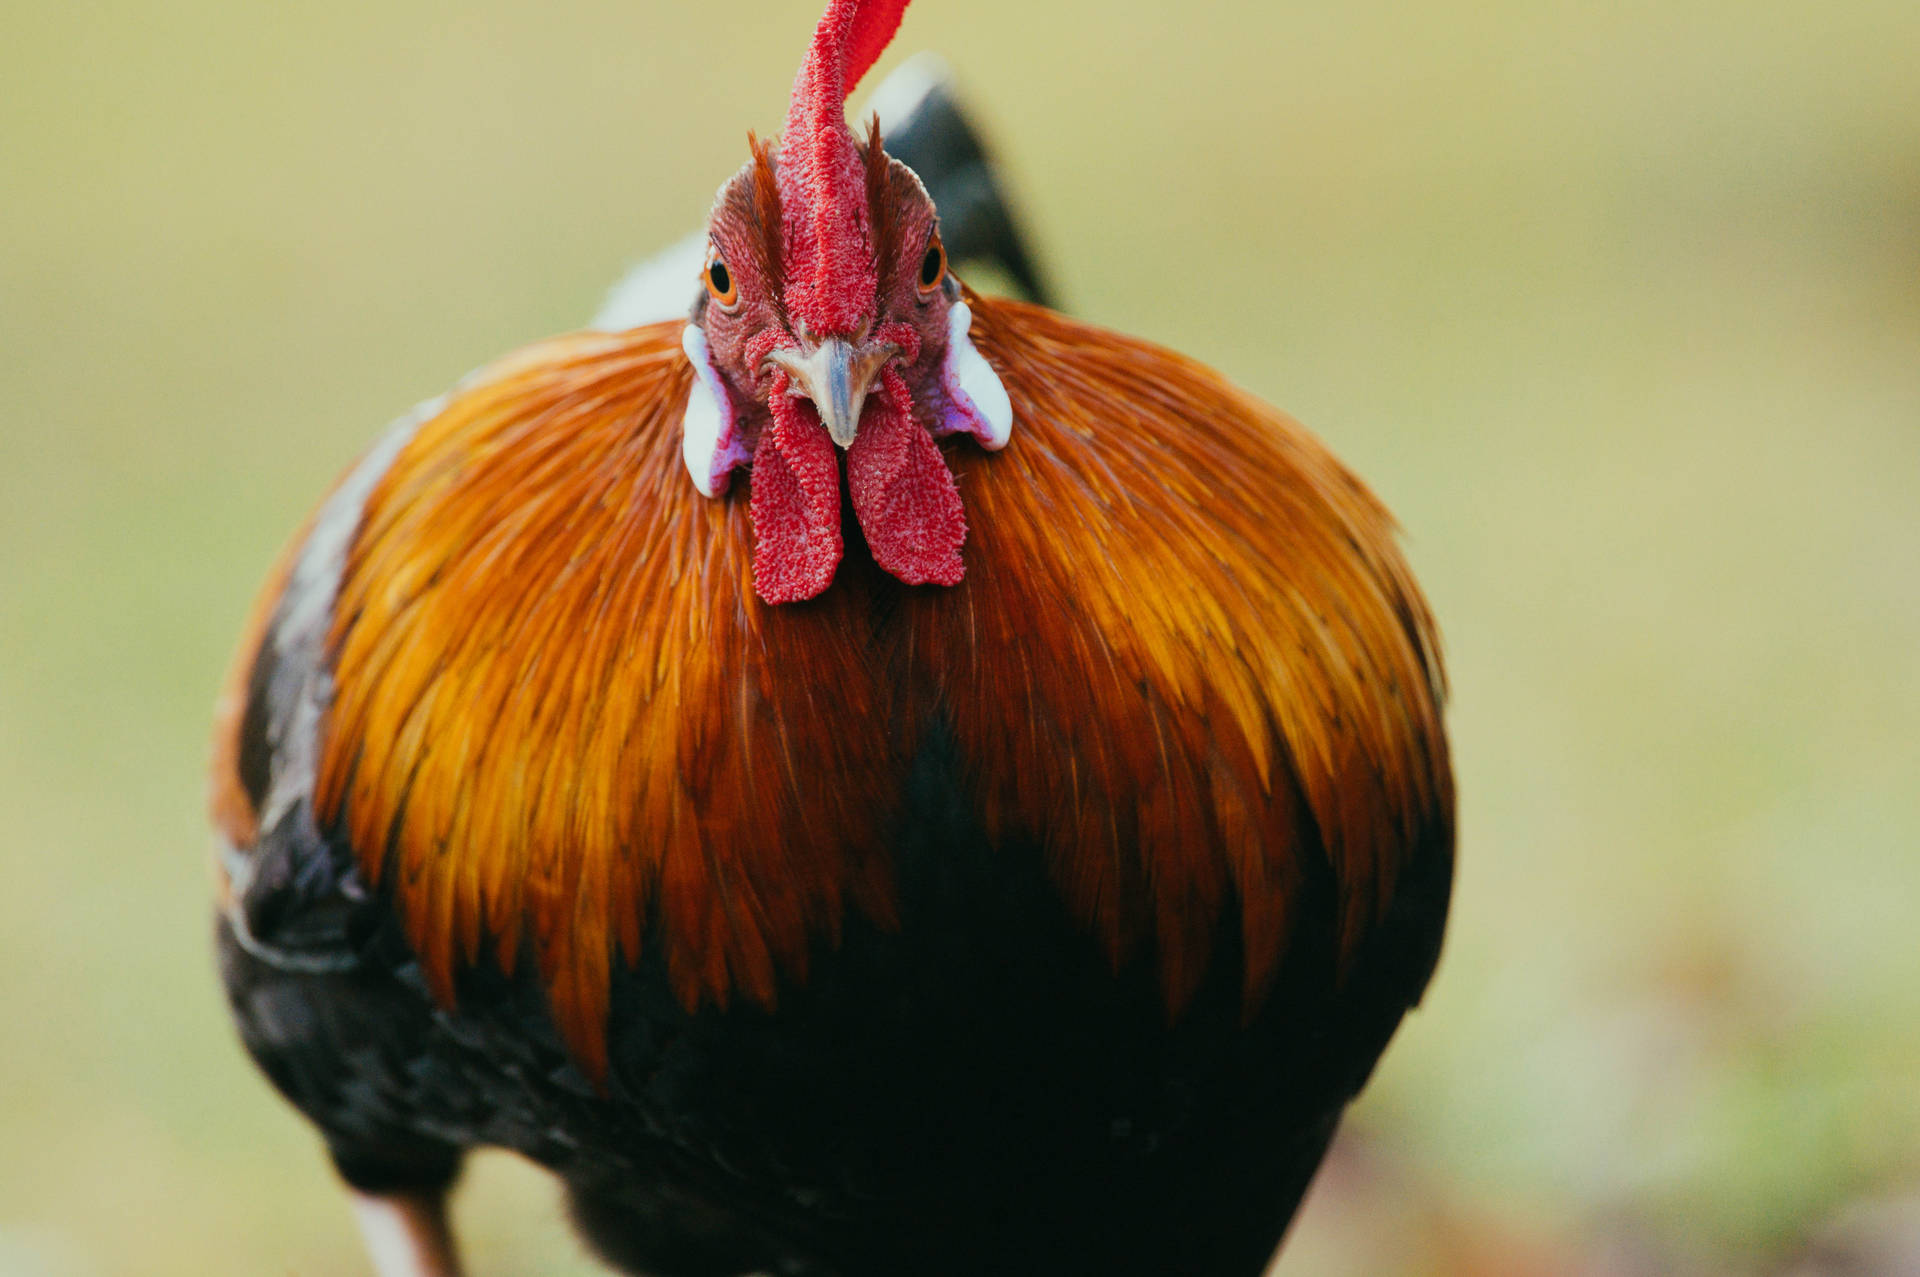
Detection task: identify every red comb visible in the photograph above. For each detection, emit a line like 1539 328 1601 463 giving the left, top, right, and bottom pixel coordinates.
778 0 911 336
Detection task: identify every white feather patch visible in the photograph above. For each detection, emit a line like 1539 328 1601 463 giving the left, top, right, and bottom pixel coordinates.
938 301 1013 450
592 231 705 331
862 51 952 136
679 323 749 497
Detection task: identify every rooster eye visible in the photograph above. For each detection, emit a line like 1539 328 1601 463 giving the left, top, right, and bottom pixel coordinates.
705 247 738 308
917 235 946 293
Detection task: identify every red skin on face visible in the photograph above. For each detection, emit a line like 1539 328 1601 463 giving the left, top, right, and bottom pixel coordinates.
701 0 973 604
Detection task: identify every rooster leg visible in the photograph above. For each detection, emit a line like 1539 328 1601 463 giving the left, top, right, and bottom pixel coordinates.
349 1187 464 1277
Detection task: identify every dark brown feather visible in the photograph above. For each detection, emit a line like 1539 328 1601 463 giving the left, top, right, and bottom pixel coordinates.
313 325 898 1080
223 301 1450 1081
935 294 1451 1013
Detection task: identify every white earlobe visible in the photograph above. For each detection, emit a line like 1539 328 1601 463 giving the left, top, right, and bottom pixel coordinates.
680 323 751 497
939 302 1014 450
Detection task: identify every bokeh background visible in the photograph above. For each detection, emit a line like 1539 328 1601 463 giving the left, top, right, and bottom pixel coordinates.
4 0 1917 1273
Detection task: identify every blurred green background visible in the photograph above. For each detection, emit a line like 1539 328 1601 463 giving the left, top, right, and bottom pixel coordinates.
4 0 1917 1273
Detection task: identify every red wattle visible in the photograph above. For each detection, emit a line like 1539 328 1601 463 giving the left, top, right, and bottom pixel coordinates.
847 367 966 587
750 378 843 604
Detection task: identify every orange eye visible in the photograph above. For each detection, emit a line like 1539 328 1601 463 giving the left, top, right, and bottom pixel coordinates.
705 244 738 307
917 233 947 293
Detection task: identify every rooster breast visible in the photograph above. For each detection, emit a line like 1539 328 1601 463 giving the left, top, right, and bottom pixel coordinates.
212 299 1451 1277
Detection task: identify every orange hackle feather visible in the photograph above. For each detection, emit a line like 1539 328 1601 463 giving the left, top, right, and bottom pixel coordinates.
941 295 1452 1015
311 325 898 1081
223 299 1450 1079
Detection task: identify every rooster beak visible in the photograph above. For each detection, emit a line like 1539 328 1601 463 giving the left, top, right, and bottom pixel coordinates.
765 337 898 448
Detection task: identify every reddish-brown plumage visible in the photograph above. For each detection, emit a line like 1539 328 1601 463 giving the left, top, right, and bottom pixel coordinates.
212 296 1451 1082
946 298 1450 1010
309 328 900 1079
211 6 1451 1268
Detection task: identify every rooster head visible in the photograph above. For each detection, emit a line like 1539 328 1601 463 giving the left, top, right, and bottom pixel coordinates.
680 0 1012 604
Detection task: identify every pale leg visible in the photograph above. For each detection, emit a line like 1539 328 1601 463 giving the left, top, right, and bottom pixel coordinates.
349 1188 464 1277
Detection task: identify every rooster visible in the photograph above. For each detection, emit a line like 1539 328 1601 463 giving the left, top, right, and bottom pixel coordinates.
210 3 1453 1275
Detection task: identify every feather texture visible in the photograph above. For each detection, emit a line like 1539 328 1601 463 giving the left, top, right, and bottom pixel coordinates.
219 299 1450 1081
949 297 1450 1012
311 326 898 1079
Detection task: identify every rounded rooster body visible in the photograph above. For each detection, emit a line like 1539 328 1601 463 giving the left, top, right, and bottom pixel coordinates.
210 3 1454 1276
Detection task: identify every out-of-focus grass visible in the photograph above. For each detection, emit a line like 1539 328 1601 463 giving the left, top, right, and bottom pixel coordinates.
2 1 1916 1273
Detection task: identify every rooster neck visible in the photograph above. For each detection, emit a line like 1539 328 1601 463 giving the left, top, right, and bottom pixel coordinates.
215 300 1450 1085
